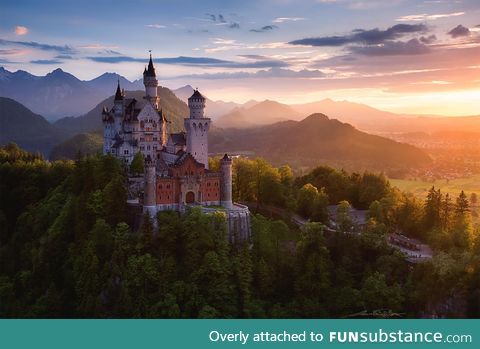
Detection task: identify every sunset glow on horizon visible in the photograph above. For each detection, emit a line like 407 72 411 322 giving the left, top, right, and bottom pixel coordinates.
1 0 480 116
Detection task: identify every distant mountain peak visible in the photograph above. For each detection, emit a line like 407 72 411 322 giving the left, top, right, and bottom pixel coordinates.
50 68 65 74
298 113 331 126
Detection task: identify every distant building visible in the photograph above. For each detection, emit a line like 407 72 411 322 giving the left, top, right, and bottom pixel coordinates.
102 54 250 242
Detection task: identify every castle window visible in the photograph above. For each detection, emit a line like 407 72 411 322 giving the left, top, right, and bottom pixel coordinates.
159 185 163 189
140 146 144 150
167 185 170 189
147 146 150 150
124 150 129 155
153 137 157 141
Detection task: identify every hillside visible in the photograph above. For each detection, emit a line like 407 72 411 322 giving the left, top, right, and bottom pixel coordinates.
54 87 189 137
215 100 301 128
49 132 103 161
210 113 431 171
0 97 64 155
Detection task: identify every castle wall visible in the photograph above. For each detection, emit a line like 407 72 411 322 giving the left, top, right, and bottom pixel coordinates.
156 177 177 205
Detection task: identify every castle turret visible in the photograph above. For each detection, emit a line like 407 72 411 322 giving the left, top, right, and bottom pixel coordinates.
143 155 158 219
143 53 159 108
113 80 124 133
184 89 211 168
220 154 233 209
102 106 114 155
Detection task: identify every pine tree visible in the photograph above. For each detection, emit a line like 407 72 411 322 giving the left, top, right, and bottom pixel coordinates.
424 186 442 230
456 190 469 216
441 193 453 230
235 244 253 317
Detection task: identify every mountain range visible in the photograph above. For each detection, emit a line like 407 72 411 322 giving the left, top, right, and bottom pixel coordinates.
2 66 480 136
215 100 301 128
172 85 243 120
0 67 143 120
54 87 188 137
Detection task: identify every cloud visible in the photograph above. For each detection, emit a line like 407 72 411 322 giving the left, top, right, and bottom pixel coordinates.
204 13 238 29
289 23 427 46
30 59 62 64
0 39 74 53
78 44 119 49
145 24 166 29
173 67 325 80
447 25 471 38
250 25 278 33
14 26 28 35
55 54 74 59
273 17 305 23
237 54 271 60
0 48 27 55
350 39 431 56
396 11 465 21
419 35 437 44
86 55 288 68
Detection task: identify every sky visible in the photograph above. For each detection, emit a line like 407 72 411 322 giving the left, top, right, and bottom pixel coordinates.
1 0 480 115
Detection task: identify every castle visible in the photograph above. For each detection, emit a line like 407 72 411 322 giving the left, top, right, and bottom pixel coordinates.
102 54 250 241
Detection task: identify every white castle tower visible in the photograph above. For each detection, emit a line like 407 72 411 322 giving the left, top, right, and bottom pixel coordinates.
113 81 124 134
143 53 159 109
184 89 211 168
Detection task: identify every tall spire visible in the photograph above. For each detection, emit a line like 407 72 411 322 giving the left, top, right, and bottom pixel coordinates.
146 50 156 77
115 79 123 100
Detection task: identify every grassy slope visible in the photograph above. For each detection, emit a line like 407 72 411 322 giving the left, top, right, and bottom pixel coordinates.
390 175 480 197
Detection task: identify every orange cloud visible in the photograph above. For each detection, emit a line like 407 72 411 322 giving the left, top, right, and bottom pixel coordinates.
14 26 28 35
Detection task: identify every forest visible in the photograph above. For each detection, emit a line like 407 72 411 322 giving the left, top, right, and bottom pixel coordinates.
1 143 480 318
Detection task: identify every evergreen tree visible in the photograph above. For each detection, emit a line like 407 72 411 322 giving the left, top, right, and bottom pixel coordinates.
103 175 127 226
455 191 469 216
424 186 442 230
441 193 453 231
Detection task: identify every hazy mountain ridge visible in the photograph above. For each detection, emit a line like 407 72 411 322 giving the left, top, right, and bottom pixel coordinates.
0 67 143 120
172 85 242 120
2 66 479 134
215 100 301 128
54 87 189 137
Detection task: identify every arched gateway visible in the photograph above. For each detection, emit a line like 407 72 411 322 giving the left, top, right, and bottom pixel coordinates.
186 191 195 204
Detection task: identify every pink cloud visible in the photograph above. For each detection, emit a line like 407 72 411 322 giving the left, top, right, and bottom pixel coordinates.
14 26 28 35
